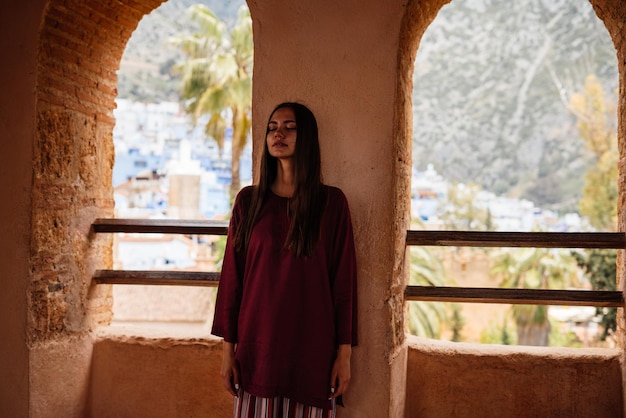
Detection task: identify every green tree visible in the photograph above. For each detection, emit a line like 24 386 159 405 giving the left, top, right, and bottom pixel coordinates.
171 5 253 199
490 247 579 346
572 248 617 341
570 74 618 231
407 246 447 339
480 316 515 345
568 74 618 341
448 303 465 342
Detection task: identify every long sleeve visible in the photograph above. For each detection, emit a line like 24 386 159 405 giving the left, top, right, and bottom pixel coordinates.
327 188 358 347
211 186 253 343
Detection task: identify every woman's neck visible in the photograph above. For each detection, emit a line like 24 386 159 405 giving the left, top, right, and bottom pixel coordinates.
272 160 295 197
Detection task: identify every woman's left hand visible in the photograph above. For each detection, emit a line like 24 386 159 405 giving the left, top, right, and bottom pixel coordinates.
329 344 351 399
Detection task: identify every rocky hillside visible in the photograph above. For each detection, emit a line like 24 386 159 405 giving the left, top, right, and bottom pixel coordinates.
118 0 243 101
412 0 618 211
117 0 618 211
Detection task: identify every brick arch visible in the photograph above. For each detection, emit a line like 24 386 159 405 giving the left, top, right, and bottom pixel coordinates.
30 0 165 343
588 0 626 342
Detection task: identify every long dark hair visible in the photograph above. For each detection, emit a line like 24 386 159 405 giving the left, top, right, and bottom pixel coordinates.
234 102 327 257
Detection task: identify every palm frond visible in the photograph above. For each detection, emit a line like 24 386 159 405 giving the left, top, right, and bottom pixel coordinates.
205 113 227 153
188 5 227 44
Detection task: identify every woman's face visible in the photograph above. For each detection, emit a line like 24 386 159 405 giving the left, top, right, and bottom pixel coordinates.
266 107 297 160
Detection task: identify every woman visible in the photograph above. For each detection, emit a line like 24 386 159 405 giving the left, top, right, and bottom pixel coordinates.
212 102 358 418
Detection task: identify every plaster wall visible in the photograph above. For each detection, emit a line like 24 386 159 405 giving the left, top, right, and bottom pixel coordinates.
248 1 411 416
30 336 94 417
0 0 46 416
89 336 228 417
87 336 624 418
405 337 623 418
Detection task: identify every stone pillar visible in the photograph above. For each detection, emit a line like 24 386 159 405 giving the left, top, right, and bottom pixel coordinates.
589 0 626 413
249 1 415 415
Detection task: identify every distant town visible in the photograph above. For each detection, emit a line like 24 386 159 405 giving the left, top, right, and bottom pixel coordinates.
113 98 586 229
113 98 253 221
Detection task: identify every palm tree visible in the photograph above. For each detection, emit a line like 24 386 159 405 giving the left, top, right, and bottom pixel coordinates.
489 247 579 346
407 246 448 339
171 5 253 199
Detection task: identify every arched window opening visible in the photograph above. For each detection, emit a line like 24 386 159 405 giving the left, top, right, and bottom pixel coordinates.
109 0 251 336
408 0 619 348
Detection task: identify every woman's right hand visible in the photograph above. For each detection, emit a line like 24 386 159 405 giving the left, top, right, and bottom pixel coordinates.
220 341 240 396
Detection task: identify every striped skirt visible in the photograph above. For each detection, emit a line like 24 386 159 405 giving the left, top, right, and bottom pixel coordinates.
234 390 336 418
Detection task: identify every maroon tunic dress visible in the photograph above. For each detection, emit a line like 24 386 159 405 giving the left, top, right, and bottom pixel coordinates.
212 185 358 410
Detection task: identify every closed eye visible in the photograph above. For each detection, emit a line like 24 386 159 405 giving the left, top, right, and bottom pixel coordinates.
267 123 297 132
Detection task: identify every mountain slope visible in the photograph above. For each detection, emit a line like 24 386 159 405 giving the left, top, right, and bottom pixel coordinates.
118 0 243 101
412 0 618 211
117 0 618 211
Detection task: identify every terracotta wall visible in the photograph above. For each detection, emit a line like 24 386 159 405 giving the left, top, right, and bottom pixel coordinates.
89 336 229 417
406 337 623 417
88 337 624 418
0 0 45 416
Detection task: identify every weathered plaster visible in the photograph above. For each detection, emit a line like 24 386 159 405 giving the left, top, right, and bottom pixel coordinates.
0 0 46 415
406 336 623 417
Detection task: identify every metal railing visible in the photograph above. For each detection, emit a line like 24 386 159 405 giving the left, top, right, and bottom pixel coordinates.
93 218 624 307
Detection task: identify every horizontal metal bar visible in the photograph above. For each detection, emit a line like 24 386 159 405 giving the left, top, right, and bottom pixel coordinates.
406 230 626 249
93 270 220 287
405 286 623 307
92 218 229 235
93 220 626 250
94 271 623 308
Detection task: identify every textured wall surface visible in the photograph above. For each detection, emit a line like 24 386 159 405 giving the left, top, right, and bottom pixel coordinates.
89 336 228 417
406 337 623 418
248 1 411 415
0 0 45 415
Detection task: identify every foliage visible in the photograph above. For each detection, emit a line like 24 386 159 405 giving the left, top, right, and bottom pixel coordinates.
170 4 253 198
480 311 585 348
212 235 228 270
569 74 618 232
567 74 618 341
448 304 465 342
480 316 516 345
407 246 448 339
118 0 244 102
572 249 617 341
549 325 583 348
490 247 580 345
